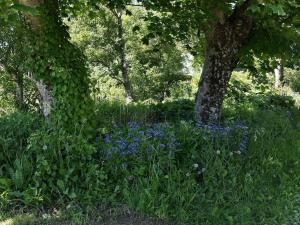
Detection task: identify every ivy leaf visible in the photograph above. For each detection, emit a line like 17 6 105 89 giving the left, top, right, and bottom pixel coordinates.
10 3 39 16
266 4 286 16
249 5 261 13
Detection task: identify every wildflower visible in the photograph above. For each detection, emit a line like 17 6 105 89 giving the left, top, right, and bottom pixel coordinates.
127 142 138 154
104 135 111 144
216 150 221 155
186 172 191 177
236 150 242 155
159 144 166 148
43 145 48 151
229 152 233 156
193 163 199 169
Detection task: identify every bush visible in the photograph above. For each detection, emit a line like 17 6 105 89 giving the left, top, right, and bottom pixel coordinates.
226 78 252 103
251 93 296 109
26 126 107 205
0 113 41 208
0 121 108 208
286 69 300 92
0 113 41 165
152 99 194 122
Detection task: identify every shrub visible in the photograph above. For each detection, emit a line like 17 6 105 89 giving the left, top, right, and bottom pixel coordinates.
0 121 108 208
252 93 296 109
25 126 108 205
0 113 41 208
286 69 300 92
0 112 41 166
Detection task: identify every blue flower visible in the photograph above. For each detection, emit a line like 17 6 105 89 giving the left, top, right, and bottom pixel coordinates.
104 135 111 144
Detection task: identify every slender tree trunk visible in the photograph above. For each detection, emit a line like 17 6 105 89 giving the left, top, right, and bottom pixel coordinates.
116 11 134 104
274 59 284 88
5 67 26 111
15 73 25 111
195 2 253 124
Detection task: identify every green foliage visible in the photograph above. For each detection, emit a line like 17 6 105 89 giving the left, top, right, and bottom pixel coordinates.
0 113 41 208
0 113 41 167
3 1 94 127
286 69 300 92
26 126 107 204
1 1 300 224
92 105 300 224
226 72 295 112
10 3 39 16
0 122 108 208
0 87 300 225
69 6 189 102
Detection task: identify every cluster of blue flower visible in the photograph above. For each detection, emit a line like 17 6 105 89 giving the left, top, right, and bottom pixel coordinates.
196 122 250 153
99 122 179 160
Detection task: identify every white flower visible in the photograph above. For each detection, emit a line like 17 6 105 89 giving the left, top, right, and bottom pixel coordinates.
43 145 48 151
186 172 191 177
193 163 199 169
229 152 233 156
236 151 242 155
216 150 221 155
202 168 206 173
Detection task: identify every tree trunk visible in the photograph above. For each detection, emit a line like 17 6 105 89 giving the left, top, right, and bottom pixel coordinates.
18 0 53 117
5 67 26 112
18 0 92 125
25 73 52 118
274 59 284 88
116 10 134 104
195 2 253 124
35 80 52 118
15 73 25 111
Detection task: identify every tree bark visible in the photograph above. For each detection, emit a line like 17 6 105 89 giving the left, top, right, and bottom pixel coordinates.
25 73 52 117
115 10 134 104
274 59 284 88
4 67 26 112
195 2 253 124
15 73 25 111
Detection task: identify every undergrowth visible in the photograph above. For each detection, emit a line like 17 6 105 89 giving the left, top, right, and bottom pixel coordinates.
0 89 300 225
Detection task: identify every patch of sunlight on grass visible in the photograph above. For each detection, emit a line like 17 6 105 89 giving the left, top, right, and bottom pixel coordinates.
0 215 35 225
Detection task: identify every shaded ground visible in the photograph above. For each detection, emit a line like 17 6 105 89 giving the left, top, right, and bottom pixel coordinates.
36 213 171 225
0 207 176 225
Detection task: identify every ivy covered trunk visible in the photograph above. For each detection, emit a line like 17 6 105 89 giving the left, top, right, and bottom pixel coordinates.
195 2 253 124
19 0 92 125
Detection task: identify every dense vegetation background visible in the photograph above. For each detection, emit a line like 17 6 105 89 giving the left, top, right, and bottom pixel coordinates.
0 0 300 224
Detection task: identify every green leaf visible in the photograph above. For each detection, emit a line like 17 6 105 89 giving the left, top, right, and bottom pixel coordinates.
11 3 39 16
